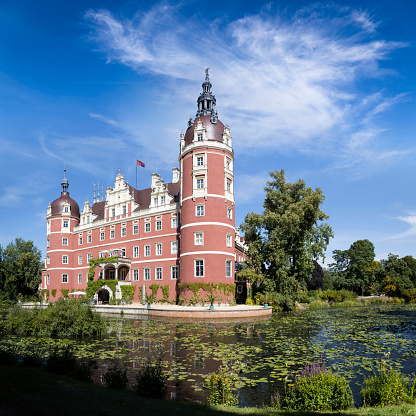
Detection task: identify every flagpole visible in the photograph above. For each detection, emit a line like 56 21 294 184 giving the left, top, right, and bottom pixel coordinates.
136 162 137 189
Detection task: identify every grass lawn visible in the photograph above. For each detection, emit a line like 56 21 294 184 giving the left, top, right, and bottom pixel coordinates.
1 364 415 416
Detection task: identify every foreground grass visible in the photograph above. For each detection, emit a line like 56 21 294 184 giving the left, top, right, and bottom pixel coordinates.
1 365 415 416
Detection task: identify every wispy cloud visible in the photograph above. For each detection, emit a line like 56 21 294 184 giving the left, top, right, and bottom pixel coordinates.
83 2 408 177
89 113 121 127
386 213 416 242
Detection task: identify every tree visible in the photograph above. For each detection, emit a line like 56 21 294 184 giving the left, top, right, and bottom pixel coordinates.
0 238 42 301
381 254 414 299
330 239 376 294
241 170 333 299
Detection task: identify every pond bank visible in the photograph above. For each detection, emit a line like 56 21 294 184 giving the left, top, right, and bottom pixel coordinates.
20 302 272 320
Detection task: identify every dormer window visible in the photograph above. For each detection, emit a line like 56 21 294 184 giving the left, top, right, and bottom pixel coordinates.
161 196 165 205
154 198 158 207
197 133 203 141
122 205 127 215
112 208 115 217
64 206 69 213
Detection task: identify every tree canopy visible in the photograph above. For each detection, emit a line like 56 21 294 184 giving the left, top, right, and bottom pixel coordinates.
0 238 42 301
241 170 333 299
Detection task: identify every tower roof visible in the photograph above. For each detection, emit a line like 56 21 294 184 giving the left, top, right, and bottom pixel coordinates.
50 169 80 218
196 68 218 123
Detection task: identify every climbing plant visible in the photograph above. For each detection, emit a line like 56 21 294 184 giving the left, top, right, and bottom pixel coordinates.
61 288 69 298
161 285 169 303
120 285 136 303
88 256 119 281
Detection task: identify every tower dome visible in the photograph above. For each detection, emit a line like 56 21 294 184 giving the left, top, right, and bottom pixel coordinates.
50 169 80 218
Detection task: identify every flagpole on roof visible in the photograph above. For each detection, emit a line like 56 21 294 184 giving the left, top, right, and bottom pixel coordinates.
136 161 137 189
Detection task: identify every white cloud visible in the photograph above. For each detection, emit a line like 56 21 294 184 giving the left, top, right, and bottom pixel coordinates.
89 113 121 127
83 2 408 176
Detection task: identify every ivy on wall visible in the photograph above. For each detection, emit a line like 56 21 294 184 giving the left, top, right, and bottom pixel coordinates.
88 257 119 281
120 285 136 303
86 279 118 300
178 282 236 305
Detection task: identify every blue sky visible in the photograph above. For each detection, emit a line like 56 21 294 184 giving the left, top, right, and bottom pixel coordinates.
1 0 415 266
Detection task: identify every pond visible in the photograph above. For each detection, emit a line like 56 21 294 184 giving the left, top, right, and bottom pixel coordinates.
3 303 416 407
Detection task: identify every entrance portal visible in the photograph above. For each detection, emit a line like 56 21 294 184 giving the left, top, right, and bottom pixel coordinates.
97 288 110 304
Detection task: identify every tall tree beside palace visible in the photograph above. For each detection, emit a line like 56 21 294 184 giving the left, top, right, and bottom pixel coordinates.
0 238 42 301
241 170 333 299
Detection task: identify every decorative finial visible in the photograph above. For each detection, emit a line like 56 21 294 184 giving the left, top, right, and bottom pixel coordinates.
196 69 216 121
97 182 100 202
205 67 210 80
93 183 96 203
61 165 69 194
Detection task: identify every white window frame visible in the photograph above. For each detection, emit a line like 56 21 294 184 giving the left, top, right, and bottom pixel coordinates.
87 253 93 263
155 267 163 280
111 208 116 217
78 235 83 245
78 254 82 265
88 234 92 243
197 133 203 141
194 232 204 246
46 275 50 285
110 229 115 239
171 217 178 228
133 269 139 281
78 273 83 284
145 222 151 233
121 227 127 237
226 233 232 247
196 177 204 189
196 204 205 217
62 255 68 264
195 259 204 278
133 224 139 235
62 220 69 228
171 241 178 254
62 238 68 246
171 266 179 280
144 245 150 257
156 243 162 256
100 231 105 241
227 207 232 220
122 205 127 215
133 246 139 258
62 274 68 284
156 220 162 231
144 268 150 281
196 155 204 166
161 196 166 205
226 260 232 278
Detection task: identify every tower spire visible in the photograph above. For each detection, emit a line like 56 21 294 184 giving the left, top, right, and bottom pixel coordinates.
61 167 69 194
196 68 218 123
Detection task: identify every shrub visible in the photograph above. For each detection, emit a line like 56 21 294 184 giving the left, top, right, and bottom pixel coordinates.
361 366 411 407
205 366 238 406
102 364 128 390
135 359 167 399
309 299 330 309
284 358 353 411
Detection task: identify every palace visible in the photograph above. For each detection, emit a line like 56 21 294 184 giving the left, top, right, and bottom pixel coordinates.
42 70 246 303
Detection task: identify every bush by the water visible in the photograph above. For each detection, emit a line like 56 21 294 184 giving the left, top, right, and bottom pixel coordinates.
361 363 414 407
284 358 353 411
205 366 238 406
6 299 107 337
102 364 128 390
135 359 167 399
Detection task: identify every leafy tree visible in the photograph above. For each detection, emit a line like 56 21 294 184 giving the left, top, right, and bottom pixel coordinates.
307 260 325 290
381 254 414 299
241 170 333 299
330 239 376 294
0 238 42 301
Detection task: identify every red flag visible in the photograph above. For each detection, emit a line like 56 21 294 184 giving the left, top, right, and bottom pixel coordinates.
137 160 145 167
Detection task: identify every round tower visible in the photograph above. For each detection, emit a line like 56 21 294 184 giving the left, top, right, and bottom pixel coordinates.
179 69 235 288
45 169 80 299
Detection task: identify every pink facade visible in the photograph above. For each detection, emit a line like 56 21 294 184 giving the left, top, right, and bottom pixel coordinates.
42 71 246 303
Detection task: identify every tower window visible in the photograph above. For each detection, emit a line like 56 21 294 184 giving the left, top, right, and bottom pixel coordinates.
227 207 232 220
196 177 204 189
226 234 232 247
197 133 203 141
62 238 68 246
226 260 232 278
197 156 204 166
63 220 69 228
196 205 205 217
194 232 203 246
195 260 204 277
62 255 68 264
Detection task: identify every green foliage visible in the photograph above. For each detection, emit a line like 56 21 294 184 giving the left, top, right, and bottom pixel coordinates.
149 284 160 299
41 289 50 302
6 299 107 337
88 256 119 281
135 359 167 399
161 285 169 302
205 366 238 406
120 285 136 303
361 368 411 407
61 288 69 298
241 170 333 301
330 239 377 294
178 282 236 304
284 359 353 411
51 289 57 298
102 364 128 390
0 238 42 301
